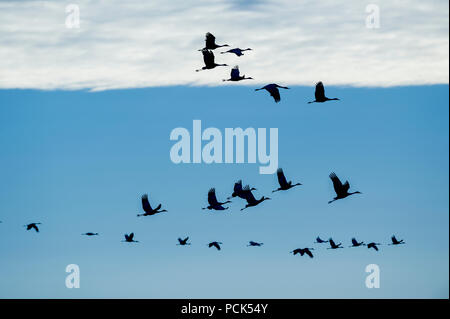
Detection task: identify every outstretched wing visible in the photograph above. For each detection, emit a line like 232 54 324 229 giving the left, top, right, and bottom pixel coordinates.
329 172 344 195
125 234 130 241
277 168 289 188
32 224 39 232
233 180 243 193
242 185 256 204
342 181 350 192
202 49 215 66
230 66 240 79
351 238 358 245
305 249 314 258
184 236 189 242
268 86 281 103
129 233 134 240
315 82 325 100
142 194 153 213
208 188 219 206
213 242 221 250
205 32 216 47
329 239 335 247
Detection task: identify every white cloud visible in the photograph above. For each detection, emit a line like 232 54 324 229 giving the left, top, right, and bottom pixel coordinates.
0 0 448 90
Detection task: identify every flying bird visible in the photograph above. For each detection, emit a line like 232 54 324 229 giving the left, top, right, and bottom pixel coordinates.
327 238 343 249
228 180 257 200
122 233 139 243
255 84 289 103
177 237 191 246
308 82 340 103
328 172 361 204
202 188 231 211
240 186 271 211
247 241 264 247
389 235 405 245
221 48 252 56
196 49 227 72
208 241 222 250
82 232 99 236
349 238 365 247
138 194 167 217
199 32 229 50
367 242 381 251
272 168 302 193
223 66 253 82
315 236 329 244
291 248 314 258
24 223 41 232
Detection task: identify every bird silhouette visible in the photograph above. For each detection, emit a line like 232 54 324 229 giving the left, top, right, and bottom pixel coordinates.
199 32 229 50
82 232 99 236
315 236 329 244
177 237 191 246
138 194 167 217
327 238 343 249
389 235 405 245
328 172 361 204
223 66 253 82
202 188 231 210
221 48 252 56
196 49 227 72
122 233 139 243
367 242 381 251
240 186 271 211
291 248 314 258
247 241 264 247
308 82 340 103
349 238 365 247
228 180 257 200
272 168 302 193
208 241 222 250
255 84 289 103
24 223 41 232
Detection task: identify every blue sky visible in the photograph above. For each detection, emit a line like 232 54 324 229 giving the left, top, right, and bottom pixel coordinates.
0 84 448 298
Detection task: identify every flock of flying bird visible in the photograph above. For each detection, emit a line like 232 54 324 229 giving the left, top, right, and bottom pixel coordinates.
196 32 340 103
2 33 406 260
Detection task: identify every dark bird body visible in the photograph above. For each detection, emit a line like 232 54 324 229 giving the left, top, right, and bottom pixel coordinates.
291 248 314 258
138 194 167 217
328 238 343 249
255 84 289 103
177 237 191 246
389 235 405 245
82 232 99 236
367 242 381 251
122 233 139 243
328 172 361 204
272 168 302 192
308 82 340 103
24 223 41 232
203 188 231 211
223 66 253 82
228 180 256 200
221 48 252 56
315 236 329 244
349 238 365 247
247 241 263 247
240 186 270 210
200 32 229 50
196 49 227 72
208 241 222 250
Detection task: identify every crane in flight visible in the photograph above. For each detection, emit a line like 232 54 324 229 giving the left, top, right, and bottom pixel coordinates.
272 168 302 193
122 233 139 243
367 242 381 251
24 223 41 232
291 248 314 258
328 172 361 204
199 32 229 50
228 180 257 200
308 82 340 104
202 188 231 211
389 235 405 245
223 66 253 82
240 186 271 211
208 241 223 250
138 194 167 217
247 241 264 247
327 238 343 249
82 232 99 236
221 48 252 56
255 84 289 103
177 237 191 246
196 49 227 72
315 236 329 244
349 238 365 247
